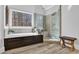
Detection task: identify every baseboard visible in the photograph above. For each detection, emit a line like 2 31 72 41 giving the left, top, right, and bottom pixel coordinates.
44 39 60 42
49 39 60 41
0 47 5 53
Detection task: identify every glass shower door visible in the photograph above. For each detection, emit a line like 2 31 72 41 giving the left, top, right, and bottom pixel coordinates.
50 9 60 40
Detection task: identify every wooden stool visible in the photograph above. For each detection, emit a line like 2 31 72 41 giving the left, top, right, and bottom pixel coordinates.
60 36 77 51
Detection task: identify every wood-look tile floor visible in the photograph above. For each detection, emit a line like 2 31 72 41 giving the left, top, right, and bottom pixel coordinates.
3 41 79 54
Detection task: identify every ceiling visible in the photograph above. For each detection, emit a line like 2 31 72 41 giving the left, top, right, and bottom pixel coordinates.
42 5 54 10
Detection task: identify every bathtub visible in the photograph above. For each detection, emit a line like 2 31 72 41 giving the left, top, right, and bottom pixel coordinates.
4 33 43 50
5 33 38 38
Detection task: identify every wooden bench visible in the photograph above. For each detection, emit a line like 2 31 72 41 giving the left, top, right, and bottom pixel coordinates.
60 36 77 51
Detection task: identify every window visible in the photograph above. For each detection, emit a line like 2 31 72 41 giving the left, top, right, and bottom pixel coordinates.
12 11 32 26
7 9 34 28
34 14 44 29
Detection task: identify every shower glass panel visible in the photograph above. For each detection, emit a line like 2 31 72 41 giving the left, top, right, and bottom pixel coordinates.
50 9 60 40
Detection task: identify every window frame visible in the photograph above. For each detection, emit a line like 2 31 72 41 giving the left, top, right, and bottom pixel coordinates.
8 9 34 29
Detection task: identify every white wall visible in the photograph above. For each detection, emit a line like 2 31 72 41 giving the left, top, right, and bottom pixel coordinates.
62 5 79 49
0 5 5 53
5 5 45 34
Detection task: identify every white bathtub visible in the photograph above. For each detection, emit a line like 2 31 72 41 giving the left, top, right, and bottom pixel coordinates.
5 33 39 38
